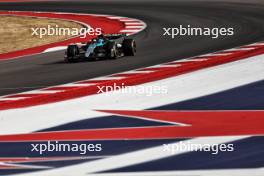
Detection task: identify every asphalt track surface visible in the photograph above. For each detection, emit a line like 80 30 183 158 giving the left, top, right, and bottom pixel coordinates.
0 0 264 96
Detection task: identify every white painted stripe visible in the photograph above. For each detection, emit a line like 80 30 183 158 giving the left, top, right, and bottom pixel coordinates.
159 64 182 67
124 26 145 29
224 47 254 52
120 29 141 33
173 58 208 63
201 52 231 57
87 168 264 176
89 76 125 81
126 33 134 36
106 16 125 19
0 97 28 101
147 64 181 68
43 46 67 53
57 83 95 87
119 19 140 22
117 70 155 74
22 90 63 94
91 14 110 17
247 42 264 46
124 22 145 25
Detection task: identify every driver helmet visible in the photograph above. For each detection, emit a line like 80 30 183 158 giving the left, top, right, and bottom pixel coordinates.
98 34 105 39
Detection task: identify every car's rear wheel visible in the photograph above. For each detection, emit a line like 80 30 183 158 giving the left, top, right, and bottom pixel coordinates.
122 39 136 56
65 45 79 62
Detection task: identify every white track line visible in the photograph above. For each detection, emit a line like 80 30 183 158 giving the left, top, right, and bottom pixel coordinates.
56 83 95 87
87 168 264 176
173 58 208 62
224 47 255 52
89 77 125 81
200 52 231 57
0 97 27 101
146 64 181 68
124 26 145 29
117 70 155 74
124 22 145 25
120 29 143 33
22 90 63 94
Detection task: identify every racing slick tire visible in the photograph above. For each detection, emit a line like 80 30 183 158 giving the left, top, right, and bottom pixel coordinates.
65 45 79 62
122 39 136 56
108 41 118 59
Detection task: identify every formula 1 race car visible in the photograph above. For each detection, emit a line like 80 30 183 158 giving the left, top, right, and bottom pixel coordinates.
65 34 136 62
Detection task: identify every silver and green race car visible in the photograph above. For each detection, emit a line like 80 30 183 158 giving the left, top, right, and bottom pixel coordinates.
65 34 136 62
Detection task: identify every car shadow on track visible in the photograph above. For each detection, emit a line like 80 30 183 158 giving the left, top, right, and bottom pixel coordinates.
42 58 112 65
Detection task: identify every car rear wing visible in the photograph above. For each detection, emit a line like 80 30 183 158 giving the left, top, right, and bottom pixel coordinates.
105 34 127 40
